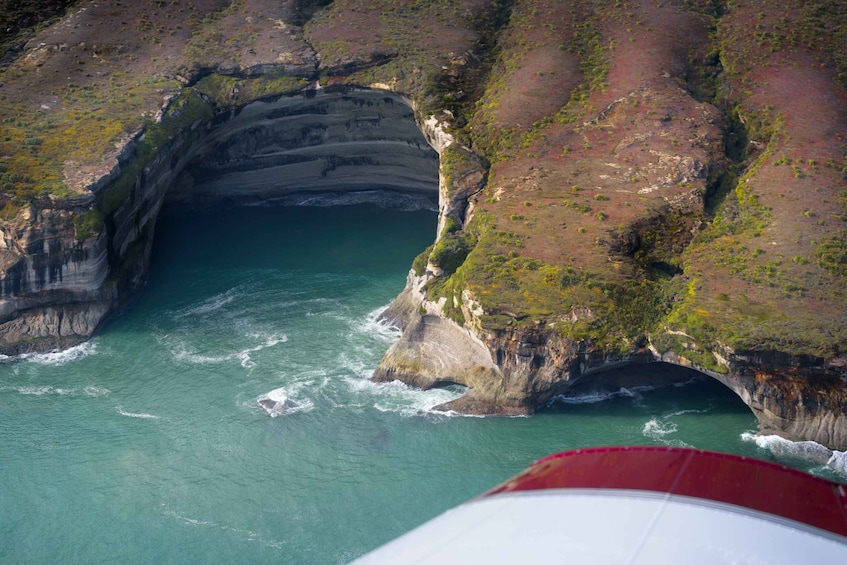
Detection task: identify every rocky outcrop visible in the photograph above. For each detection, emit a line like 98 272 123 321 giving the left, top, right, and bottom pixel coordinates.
0 197 113 353
376 284 847 449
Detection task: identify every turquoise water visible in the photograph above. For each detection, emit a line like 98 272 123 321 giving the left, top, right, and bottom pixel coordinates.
0 204 841 564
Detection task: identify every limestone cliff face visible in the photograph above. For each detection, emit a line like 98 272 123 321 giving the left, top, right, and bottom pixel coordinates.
0 196 112 352
0 88 438 354
376 279 847 449
166 90 438 208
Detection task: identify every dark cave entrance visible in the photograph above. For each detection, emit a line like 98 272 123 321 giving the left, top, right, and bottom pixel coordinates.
549 362 754 418
162 87 441 212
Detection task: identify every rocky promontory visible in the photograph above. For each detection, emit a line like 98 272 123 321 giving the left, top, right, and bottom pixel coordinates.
1 0 845 448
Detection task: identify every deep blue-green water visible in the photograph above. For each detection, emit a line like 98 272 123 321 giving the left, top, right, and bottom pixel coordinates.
1 204 843 564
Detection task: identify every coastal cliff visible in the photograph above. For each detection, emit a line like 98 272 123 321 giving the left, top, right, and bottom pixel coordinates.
1 0 845 448
372 0 847 450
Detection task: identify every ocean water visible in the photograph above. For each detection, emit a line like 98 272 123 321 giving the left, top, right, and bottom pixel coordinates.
1 203 844 564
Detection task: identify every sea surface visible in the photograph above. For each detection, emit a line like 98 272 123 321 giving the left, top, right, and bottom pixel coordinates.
1 203 844 564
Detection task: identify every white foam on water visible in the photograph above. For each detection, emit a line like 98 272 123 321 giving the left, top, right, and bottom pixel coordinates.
162 506 214 527
828 451 847 476
643 417 677 438
15 385 56 395
551 386 644 405
349 378 466 418
642 417 691 448
162 505 286 549
245 332 289 347
266 387 288 403
20 341 98 366
740 432 847 479
3 384 111 397
171 333 287 368
550 377 704 407
354 305 402 342
257 384 315 417
116 406 160 419
335 352 372 380
663 407 712 418
83 386 111 397
172 348 236 365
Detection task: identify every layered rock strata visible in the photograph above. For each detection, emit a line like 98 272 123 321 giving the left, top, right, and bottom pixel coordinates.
167 91 438 208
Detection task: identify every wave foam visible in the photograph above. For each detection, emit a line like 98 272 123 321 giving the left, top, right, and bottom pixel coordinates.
642 417 691 448
83 386 110 397
2 384 111 397
116 407 160 419
257 385 315 417
741 433 847 479
19 342 98 366
162 505 285 549
347 378 466 418
551 386 645 405
172 333 287 369
828 451 847 476
353 305 402 342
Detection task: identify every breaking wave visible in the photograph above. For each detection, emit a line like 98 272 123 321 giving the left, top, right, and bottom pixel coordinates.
19 342 98 366
353 305 402 343
741 433 847 480
257 384 315 417
641 417 691 448
345 377 467 418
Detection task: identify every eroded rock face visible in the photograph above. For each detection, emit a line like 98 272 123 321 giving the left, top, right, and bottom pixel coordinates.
0 198 113 353
0 89 438 354
376 275 847 450
167 90 438 208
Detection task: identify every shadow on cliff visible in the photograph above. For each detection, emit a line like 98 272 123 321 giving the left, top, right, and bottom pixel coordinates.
545 363 753 418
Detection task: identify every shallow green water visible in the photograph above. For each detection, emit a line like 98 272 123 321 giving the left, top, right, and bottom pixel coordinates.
0 204 840 564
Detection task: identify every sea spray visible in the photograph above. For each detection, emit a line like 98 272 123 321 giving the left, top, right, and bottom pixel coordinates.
741 433 847 479
641 417 691 448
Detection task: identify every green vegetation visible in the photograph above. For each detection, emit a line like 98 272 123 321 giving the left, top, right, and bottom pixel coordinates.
100 88 214 214
429 217 476 274
468 2 610 161
73 210 105 241
816 231 847 276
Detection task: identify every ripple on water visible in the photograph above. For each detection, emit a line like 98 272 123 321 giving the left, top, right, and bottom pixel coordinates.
116 406 161 420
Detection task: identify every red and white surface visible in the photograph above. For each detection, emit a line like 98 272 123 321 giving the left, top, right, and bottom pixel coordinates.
355 446 847 564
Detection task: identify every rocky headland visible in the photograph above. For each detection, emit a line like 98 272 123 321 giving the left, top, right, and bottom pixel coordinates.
0 0 845 448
